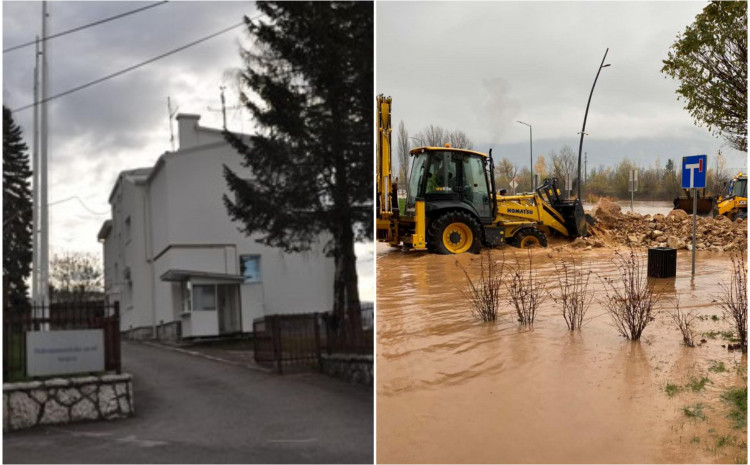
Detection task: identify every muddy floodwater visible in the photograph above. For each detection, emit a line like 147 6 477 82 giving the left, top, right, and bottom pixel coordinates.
612 200 674 217
377 243 747 464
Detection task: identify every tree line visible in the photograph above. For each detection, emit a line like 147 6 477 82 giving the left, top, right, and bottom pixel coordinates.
394 121 737 202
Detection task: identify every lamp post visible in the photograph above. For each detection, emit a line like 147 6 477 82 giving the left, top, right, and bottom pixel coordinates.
577 48 610 200
516 121 533 189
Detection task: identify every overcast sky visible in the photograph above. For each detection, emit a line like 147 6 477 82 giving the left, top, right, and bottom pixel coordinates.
2 1 373 301
378 1 747 176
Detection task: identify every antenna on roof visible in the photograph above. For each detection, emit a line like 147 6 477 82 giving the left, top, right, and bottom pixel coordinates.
167 96 179 151
208 85 241 130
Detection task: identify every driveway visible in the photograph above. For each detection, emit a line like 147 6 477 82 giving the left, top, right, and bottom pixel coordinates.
4 340 373 463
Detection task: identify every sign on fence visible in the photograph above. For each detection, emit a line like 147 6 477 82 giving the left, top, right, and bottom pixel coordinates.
27 329 105 376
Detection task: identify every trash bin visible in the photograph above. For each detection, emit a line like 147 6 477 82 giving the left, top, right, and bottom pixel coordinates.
648 247 677 278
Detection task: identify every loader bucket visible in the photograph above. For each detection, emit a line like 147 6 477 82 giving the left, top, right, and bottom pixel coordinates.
554 200 588 237
673 196 716 215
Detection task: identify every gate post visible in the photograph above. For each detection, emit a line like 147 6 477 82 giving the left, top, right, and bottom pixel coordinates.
314 313 322 372
113 302 122 374
272 316 283 374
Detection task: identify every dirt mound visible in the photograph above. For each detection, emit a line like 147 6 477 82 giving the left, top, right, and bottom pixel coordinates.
583 205 747 252
591 198 622 224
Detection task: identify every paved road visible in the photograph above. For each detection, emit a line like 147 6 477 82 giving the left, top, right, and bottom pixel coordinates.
4 341 373 463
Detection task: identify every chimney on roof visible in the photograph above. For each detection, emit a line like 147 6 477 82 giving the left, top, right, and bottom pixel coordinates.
176 113 201 150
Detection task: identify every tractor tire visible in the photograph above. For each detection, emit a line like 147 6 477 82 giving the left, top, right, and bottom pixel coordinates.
511 228 548 249
737 210 747 221
427 211 482 255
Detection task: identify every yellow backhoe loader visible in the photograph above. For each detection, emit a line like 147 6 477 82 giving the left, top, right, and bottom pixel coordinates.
713 172 747 220
376 94 587 254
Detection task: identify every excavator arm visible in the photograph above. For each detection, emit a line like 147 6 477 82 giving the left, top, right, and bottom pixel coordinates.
377 94 393 220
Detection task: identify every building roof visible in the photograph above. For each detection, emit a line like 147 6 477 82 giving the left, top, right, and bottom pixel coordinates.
97 220 112 241
107 167 154 203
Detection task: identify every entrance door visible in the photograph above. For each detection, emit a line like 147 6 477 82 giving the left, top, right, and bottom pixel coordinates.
462 156 491 218
218 285 240 334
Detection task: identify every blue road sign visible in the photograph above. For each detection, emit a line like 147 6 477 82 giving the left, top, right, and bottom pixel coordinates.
681 154 707 189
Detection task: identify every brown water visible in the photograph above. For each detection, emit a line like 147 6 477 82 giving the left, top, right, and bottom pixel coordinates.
612 200 674 217
377 243 747 463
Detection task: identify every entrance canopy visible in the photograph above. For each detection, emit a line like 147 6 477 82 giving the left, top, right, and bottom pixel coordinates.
159 269 245 284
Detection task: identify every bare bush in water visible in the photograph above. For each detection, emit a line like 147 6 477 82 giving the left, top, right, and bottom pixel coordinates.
456 250 505 322
551 255 593 330
600 248 662 340
506 250 548 325
717 249 747 352
668 297 697 347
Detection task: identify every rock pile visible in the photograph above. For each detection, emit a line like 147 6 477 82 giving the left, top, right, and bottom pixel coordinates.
579 199 747 252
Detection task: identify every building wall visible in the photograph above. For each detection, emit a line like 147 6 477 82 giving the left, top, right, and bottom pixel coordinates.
103 172 153 332
154 136 335 320
101 115 335 335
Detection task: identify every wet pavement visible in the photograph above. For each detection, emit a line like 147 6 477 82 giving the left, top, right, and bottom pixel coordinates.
376 244 747 463
5 340 373 464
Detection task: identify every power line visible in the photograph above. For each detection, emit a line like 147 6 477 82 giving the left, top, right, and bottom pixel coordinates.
3 1 170 54
12 20 248 113
49 196 109 215
2 196 107 226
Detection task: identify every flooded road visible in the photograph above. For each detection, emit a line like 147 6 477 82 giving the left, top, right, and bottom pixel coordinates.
377 243 746 463
612 200 674 216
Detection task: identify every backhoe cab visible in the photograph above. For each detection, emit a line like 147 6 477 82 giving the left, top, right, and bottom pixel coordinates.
396 146 563 254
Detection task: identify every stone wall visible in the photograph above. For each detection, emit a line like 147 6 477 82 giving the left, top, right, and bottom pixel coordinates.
156 321 181 344
127 326 154 340
3 373 134 432
320 354 373 386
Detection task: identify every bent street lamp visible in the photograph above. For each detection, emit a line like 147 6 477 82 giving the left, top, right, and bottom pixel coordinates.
577 48 610 200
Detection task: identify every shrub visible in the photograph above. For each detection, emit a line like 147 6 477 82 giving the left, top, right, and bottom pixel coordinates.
456 249 505 322
668 297 698 347
506 250 548 325
717 250 747 352
551 255 593 330
600 248 662 340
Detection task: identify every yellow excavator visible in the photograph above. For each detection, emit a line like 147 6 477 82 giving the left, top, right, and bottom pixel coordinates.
713 172 747 220
377 94 587 254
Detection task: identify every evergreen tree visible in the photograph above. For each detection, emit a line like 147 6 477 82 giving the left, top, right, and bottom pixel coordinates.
223 2 373 342
3 106 33 311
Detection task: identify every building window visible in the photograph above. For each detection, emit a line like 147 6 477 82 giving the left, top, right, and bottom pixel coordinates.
193 285 216 311
125 216 131 242
240 255 261 283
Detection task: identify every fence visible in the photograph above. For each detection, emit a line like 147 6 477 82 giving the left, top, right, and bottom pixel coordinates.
325 302 373 355
3 301 121 382
253 304 374 373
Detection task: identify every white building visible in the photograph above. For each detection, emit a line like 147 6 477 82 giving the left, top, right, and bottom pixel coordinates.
97 114 334 339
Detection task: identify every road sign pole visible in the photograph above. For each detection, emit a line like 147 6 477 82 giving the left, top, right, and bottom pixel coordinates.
682 155 706 276
692 188 697 275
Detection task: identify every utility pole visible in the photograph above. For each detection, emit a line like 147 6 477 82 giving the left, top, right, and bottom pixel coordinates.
516 121 533 190
32 36 40 305
40 1 50 317
584 152 587 195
